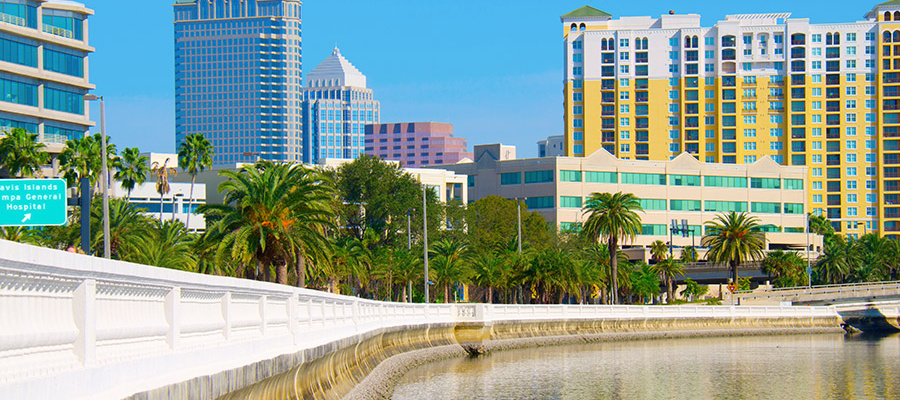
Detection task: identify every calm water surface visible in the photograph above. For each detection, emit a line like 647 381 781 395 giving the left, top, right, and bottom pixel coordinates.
391 334 900 400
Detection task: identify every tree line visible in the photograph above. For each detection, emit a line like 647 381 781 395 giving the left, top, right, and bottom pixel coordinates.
2 128 899 305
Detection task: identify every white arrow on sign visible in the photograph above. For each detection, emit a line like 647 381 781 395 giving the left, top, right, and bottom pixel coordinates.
21 213 31 223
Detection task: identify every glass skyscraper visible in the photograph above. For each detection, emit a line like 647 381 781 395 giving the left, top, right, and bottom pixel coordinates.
301 47 379 163
0 0 94 147
174 0 303 168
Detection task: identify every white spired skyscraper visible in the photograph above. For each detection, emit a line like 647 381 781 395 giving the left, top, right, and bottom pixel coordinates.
301 47 379 163
173 0 303 167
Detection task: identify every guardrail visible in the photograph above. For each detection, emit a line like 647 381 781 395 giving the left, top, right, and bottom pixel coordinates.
0 239 837 399
736 280 900 304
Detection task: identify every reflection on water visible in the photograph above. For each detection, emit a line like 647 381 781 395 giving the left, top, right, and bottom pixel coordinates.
392 334 900 400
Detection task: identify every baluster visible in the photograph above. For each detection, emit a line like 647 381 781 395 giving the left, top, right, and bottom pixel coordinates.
74 279 96 366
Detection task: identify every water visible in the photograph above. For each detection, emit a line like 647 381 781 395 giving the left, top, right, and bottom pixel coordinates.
391 334 900 400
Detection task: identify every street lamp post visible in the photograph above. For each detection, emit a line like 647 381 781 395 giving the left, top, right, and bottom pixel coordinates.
807 213 812 288
407 208 413 302
84 94 109 259
517 199 523 255
422 185 430 303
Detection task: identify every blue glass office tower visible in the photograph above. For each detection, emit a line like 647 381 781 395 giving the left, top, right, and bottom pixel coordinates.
301 48 379 163
174 0 302 168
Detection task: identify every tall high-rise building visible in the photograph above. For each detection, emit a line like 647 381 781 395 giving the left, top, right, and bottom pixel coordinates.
301 47 379 163
561 3 900 237
174 0 303 168
364 122 472 167
0 0 94 155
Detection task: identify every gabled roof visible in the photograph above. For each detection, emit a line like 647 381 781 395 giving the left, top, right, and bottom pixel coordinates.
561 5 611 19
879 0 900 6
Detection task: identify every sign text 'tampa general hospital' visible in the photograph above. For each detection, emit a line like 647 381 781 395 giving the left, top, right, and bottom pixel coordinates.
0 179 67 226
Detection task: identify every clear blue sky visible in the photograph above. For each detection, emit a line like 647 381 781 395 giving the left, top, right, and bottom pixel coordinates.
86 0 871 158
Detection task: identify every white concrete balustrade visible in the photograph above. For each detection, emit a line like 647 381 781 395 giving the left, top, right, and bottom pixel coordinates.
0 239 837 399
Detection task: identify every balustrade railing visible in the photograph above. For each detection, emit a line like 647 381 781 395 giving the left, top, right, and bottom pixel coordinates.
0 239 838 399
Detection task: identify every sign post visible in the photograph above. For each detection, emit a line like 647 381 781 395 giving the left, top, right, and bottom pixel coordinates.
0 179 67 227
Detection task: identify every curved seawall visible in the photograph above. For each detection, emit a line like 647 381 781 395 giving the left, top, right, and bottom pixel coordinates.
218 306 843 400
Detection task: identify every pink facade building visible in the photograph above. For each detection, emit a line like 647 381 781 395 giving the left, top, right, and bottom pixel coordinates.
364 122 473 167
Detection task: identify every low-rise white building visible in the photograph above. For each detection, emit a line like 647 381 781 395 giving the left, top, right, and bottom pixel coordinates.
110 152 206 231
436 144 822 258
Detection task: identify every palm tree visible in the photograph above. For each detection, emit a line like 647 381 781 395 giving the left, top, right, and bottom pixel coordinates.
429 238 471 303
0 128 49 178
630 262 660 304
653 255 685 303
89 197 152 259
0 226 38 244
649 240 668 263
59 133 117 196
761 250 806 288
114 147 149 200
815 236 855 284
131 220 197 271
151 158 178 221
680 246 699 264
177 133 213 229
200 161 334 285
702 211 766 286
853 234 889 283
471 250 506 303
582 192 643 304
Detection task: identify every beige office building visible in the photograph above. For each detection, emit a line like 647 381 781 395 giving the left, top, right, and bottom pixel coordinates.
438 144 821 254
0 0 95 165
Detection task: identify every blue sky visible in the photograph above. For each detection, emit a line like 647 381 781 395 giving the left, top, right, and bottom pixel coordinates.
86 0 870 158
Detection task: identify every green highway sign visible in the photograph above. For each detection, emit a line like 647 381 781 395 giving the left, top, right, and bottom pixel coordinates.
0 178 67 226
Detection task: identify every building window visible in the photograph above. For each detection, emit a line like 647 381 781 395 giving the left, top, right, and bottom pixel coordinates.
669 175 701 186
670 200 702 211
620 173 665 185
585 171 617 183
524 196 554 209
524 170 554 184
560 196 583 208
639 198 667 210
705 176 747 188
500 172 521 185
559 170 582 182
705 201 748 213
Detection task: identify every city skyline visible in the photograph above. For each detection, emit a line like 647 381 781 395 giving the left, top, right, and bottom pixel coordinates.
86 0 868 158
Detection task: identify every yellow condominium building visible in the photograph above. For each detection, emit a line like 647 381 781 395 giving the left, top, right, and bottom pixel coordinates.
562 2 900 237
436 144 821 254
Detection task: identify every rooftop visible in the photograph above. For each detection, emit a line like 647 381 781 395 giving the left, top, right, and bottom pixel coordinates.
306 47 367 88
561 5 611 19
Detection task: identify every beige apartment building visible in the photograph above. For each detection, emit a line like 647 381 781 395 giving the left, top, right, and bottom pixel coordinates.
437 144 822 255
0 0 95 177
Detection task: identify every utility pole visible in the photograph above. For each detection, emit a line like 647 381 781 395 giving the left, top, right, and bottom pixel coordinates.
423 185 429 303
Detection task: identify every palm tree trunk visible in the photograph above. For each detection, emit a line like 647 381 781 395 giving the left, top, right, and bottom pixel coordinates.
296 254 306 288
277 262 287 285
186 175 195 229
159 195 164 221
667 275 674 304
486 286 493 304
731 260 739 287
609 236 619 304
